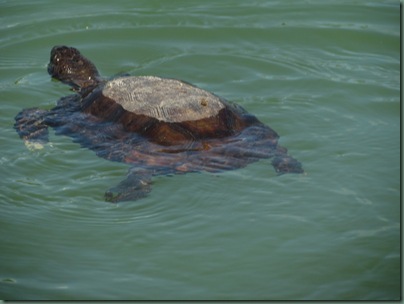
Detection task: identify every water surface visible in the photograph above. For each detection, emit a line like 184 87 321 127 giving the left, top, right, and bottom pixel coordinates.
0 0 400 300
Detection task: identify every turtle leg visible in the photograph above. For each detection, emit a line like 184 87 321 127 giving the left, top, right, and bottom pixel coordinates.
271 146 304 174
104 169 152 203
14 108 50 150
272 155 304 174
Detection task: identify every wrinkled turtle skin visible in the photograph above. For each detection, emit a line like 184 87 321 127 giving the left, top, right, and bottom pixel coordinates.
14 46 303 202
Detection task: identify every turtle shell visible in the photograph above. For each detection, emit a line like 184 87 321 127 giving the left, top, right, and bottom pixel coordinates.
81 76 252 145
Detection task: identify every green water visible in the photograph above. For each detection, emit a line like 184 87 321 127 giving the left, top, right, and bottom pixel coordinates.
0 0 400 300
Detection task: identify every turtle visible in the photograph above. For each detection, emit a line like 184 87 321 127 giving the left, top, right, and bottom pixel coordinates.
14 45 303 203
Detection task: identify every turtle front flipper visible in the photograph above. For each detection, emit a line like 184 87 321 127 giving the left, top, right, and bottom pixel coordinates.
14 108 50 150
105 169 152 203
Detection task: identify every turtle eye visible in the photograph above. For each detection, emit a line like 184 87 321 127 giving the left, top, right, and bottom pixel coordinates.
70 55 82 66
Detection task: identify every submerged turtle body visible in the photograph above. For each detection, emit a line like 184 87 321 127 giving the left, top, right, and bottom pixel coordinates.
14 46 303 202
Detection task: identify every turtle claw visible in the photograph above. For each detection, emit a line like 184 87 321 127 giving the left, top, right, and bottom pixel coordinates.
14 108 49 150
104 172 152 203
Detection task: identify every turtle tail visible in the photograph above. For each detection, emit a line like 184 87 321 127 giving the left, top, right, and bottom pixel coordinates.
14 108 50 150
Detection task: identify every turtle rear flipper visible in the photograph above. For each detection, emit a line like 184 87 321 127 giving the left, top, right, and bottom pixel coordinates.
271 154 304 174
105 169 152 203
14 108 50 150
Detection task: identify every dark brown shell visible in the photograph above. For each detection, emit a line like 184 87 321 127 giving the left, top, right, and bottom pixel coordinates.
82 76 252 146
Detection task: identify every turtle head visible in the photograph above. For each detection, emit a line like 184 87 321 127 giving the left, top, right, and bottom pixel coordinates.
48 46 101 92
